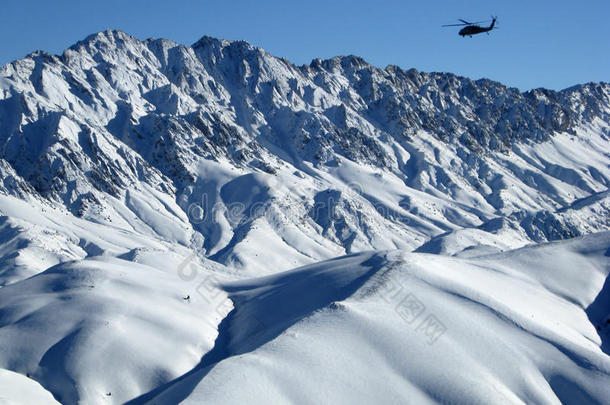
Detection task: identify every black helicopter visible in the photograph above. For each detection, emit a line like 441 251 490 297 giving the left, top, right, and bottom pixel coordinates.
443 17 497 37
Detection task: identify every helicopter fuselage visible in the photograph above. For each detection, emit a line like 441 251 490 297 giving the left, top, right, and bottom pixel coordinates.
459 25 490 36
458 18 496 37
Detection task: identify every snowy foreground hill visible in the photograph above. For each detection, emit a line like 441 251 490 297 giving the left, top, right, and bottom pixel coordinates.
0 30 609 404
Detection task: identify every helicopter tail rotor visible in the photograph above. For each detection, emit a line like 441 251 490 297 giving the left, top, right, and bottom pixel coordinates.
490 15 498 29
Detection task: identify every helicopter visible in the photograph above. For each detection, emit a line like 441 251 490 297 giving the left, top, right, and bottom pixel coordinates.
443 17 497 37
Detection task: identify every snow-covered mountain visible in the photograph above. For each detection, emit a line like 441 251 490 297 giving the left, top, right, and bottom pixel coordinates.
1 29 609 273
0 30 609 404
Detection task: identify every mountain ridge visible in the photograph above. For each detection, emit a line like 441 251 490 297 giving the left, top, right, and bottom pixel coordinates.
0 29 609 273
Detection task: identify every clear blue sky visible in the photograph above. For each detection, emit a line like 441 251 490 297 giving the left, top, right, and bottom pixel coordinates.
1 0 608 91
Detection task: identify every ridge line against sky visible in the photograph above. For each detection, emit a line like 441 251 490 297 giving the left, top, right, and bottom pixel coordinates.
1 0 609 91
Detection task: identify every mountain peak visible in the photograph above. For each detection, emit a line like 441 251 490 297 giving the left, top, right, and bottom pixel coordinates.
67 29 139 53
191 35 256 51
191 35 229 48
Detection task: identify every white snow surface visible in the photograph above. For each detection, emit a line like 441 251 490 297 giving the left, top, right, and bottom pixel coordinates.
0 369 59 405
0 30 609 404
135 233 610 404
1 206 608 404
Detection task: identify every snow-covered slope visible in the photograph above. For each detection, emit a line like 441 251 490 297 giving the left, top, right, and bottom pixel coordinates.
136 233 610 404
0 196 237 404
0 30 610 404
0 369 59 405
2 218 608 404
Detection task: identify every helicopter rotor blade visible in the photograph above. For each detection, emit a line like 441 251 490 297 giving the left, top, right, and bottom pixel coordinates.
442 18 492 27
458 18 489 25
